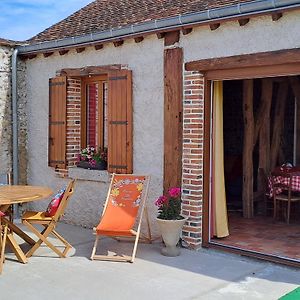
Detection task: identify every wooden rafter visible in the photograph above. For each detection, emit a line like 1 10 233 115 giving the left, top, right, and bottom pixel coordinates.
156 32 165 39
94 44 103 50
209 23 220 31
238 18 250 26
134 36 144 43
43 52 54 58
113 40 124 47
76 47 85 53
182 28 193 35
272 12 283 21
59 49 69 56
164 31 180 46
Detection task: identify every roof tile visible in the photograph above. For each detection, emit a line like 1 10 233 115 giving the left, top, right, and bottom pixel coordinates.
29 0 252 43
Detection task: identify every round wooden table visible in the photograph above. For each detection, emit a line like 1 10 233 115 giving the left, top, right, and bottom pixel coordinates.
0 185 53 264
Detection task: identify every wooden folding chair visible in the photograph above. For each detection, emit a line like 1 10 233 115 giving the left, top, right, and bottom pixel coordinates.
91 174 151 263
0 212 8 274
0 173 13 221
21 180 75 258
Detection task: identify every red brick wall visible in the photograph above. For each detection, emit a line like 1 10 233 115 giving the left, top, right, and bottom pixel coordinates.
181 71 204 250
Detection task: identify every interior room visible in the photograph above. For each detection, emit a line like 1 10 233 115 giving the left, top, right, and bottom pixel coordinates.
210 76 300 262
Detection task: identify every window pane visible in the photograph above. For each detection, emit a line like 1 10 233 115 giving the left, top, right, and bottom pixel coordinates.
103 81 108 147
87 83 98 148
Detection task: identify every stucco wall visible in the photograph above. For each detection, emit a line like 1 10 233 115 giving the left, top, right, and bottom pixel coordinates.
23 10 300 236
24 35 164 233
0 45 13 178
181 10 300 62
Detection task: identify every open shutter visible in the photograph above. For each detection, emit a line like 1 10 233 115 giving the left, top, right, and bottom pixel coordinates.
107 70 133 174
48 76 67 168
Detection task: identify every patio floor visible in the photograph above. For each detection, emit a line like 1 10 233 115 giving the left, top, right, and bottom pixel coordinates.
1 221 299 300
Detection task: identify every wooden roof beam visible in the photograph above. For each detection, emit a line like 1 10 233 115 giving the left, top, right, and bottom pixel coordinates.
157 32 165 39
164 30 180 46
59 49 69 56
272 12 283 21
76 47 86 53
134 36 144 43
113 40 124 47
238 18 250 26
182 28 193 35
58 65 123 77
43 52 54 58
21 54 37 60
185 48 300 72
94 44 104 50
209 23 220 31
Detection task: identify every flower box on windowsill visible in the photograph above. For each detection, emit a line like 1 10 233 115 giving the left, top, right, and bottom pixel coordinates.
76 160 107 170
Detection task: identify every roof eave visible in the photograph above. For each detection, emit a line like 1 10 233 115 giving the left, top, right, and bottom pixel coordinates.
17 0 300 55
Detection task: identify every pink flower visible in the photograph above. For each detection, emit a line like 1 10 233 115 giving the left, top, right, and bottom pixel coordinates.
155 196 168 207
89 159 97 167
168 187 181 198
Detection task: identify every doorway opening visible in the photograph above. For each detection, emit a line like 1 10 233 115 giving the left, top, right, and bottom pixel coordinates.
210 76 300 262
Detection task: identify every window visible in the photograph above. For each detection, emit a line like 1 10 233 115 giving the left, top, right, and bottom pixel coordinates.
81 75 108 150
48 69 133 174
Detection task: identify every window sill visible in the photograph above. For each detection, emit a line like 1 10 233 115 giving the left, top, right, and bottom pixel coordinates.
68 166 110 183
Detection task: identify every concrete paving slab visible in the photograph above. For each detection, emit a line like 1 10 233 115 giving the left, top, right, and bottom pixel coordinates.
0 222 299 300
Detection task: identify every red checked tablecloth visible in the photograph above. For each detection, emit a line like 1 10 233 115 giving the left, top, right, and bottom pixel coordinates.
268 167 300 197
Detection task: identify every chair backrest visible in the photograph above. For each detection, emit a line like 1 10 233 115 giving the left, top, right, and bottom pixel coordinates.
0 172 12 185
53 179 76 222
99 174 150 232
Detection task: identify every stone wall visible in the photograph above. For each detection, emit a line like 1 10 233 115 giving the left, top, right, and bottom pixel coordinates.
0 45 13 178
17 60 27 184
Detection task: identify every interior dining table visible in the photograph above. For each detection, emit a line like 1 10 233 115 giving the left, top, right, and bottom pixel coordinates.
269 166 300 197
0 185 53 264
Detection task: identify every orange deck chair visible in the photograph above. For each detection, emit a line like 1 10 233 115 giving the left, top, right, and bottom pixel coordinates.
91 174 151 263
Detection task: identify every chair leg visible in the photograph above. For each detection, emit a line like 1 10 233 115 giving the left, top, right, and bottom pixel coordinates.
144 207 152 243
24 221 66 258
287 202 291 225
90 235 99 260
131 234 140 263
0 225 8 274
50 229 72 256
273 198 277 221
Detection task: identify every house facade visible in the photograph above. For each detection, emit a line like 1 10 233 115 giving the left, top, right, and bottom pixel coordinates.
1 0 300 259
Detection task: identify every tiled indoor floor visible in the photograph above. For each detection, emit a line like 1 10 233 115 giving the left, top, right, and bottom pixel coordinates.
212 213 300 260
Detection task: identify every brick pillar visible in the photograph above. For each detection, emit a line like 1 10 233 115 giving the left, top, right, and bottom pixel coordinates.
181 71 204 250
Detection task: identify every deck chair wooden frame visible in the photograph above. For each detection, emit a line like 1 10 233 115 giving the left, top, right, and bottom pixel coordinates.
22 179 75 258
91 174 151 263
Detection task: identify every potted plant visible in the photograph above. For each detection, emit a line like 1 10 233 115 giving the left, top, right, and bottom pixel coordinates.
76 146 107 170
155 187 188 256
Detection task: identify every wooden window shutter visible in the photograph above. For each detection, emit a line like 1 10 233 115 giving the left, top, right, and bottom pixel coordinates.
107 70 133 174
48 76 67 168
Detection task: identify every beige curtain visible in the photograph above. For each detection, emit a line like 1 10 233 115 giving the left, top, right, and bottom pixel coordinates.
212 81 229 238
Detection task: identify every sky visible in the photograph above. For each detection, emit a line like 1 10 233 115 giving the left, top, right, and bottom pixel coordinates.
0 0 93 41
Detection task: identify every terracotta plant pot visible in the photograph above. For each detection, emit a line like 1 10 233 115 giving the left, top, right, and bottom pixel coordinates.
76 160 107 170
156 216 188 257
